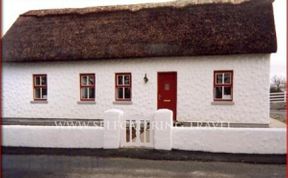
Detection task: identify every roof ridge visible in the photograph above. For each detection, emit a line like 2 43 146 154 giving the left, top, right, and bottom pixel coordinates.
21 0 259 17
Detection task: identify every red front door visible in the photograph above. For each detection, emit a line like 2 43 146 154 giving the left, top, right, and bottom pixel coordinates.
157 72 177 121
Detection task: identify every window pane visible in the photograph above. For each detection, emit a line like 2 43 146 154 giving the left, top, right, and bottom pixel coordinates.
88 88 95 99
124 87 131 99
216 73 223 84
117 87 123 99
118 75 123 85
81 88 88 99
224 73 231 84
224 87 231 95
35 76 41 85
34 88 41 99
88 75 94 85
223 87 232 99
81 76 88 86
42 88 47 99
215 87 222 99
41 76 47 85
124 75 130 85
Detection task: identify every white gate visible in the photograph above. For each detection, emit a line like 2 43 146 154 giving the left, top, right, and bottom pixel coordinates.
270 91 287 103
121 115 153 148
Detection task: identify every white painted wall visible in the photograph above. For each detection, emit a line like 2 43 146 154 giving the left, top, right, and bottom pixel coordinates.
103 109 123 149
153 109 173 150
2 125 104 148
3 54 270 124
3 125 285 154
172 127 286 154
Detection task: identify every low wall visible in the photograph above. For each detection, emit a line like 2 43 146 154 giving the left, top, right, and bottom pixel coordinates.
3 125 104 148
172 127 286 154
2 109 286 155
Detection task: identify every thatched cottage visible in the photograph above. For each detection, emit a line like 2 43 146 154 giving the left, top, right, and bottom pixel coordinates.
3 0 277 127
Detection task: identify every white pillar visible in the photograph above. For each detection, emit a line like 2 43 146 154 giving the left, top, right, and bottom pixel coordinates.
153 109 173 150
103 109 123 149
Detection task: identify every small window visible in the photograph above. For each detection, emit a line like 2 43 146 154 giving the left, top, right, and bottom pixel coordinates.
115 73 131 101
33 74 47 100
80 74 95 101
214 71 233 101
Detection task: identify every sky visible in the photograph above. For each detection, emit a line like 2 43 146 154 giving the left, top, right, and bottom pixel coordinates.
3 0 287 79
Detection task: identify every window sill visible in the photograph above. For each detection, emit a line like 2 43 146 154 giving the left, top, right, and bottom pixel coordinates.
211 101 234 105
113 101 133 105
30 100 48 104
77 101 96 104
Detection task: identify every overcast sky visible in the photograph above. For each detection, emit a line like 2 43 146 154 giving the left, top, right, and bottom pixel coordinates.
3 0 286 79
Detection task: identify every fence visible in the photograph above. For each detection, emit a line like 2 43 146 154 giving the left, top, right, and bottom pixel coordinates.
121 116 153 148
2 109 286 154
270 91 287 103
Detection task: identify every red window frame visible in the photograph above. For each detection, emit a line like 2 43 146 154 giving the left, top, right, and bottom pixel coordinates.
33 74 47 101
213 70 233 101
115 73 132 101
80 73 95 101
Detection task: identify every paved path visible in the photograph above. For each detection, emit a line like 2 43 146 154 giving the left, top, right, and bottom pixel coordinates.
3 154 285 178
270 118 286 128
270 109 286 125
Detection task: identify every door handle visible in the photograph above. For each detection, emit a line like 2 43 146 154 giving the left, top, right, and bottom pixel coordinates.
163 99 171 102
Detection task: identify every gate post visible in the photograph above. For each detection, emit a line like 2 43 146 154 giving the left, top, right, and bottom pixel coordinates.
153 109 173 150
103 109 123 149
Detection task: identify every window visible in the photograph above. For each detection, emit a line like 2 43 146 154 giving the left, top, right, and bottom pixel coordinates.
115 73 131 101
80 74 95 101
33 74 47 100
214 71 233 101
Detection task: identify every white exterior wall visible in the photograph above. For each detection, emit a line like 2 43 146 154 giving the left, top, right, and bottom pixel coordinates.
2 125 104 148
3 54 270 124
172 127 286 154
153 109 173 150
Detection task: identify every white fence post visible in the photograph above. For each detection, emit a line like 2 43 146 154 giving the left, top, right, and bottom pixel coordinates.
153 109 173 150
103 109 123 149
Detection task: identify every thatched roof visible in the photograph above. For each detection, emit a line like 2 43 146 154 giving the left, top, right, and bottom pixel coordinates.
3 0 277 62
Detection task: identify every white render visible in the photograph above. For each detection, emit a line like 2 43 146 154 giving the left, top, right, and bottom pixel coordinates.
103 109 123 149
2 109 285 154
153 109 173 150
2 124 286 154
172 127 286 154
3 54 270 124
2 125 104 148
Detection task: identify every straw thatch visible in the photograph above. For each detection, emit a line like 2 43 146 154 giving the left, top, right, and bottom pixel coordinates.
3 0 277 62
